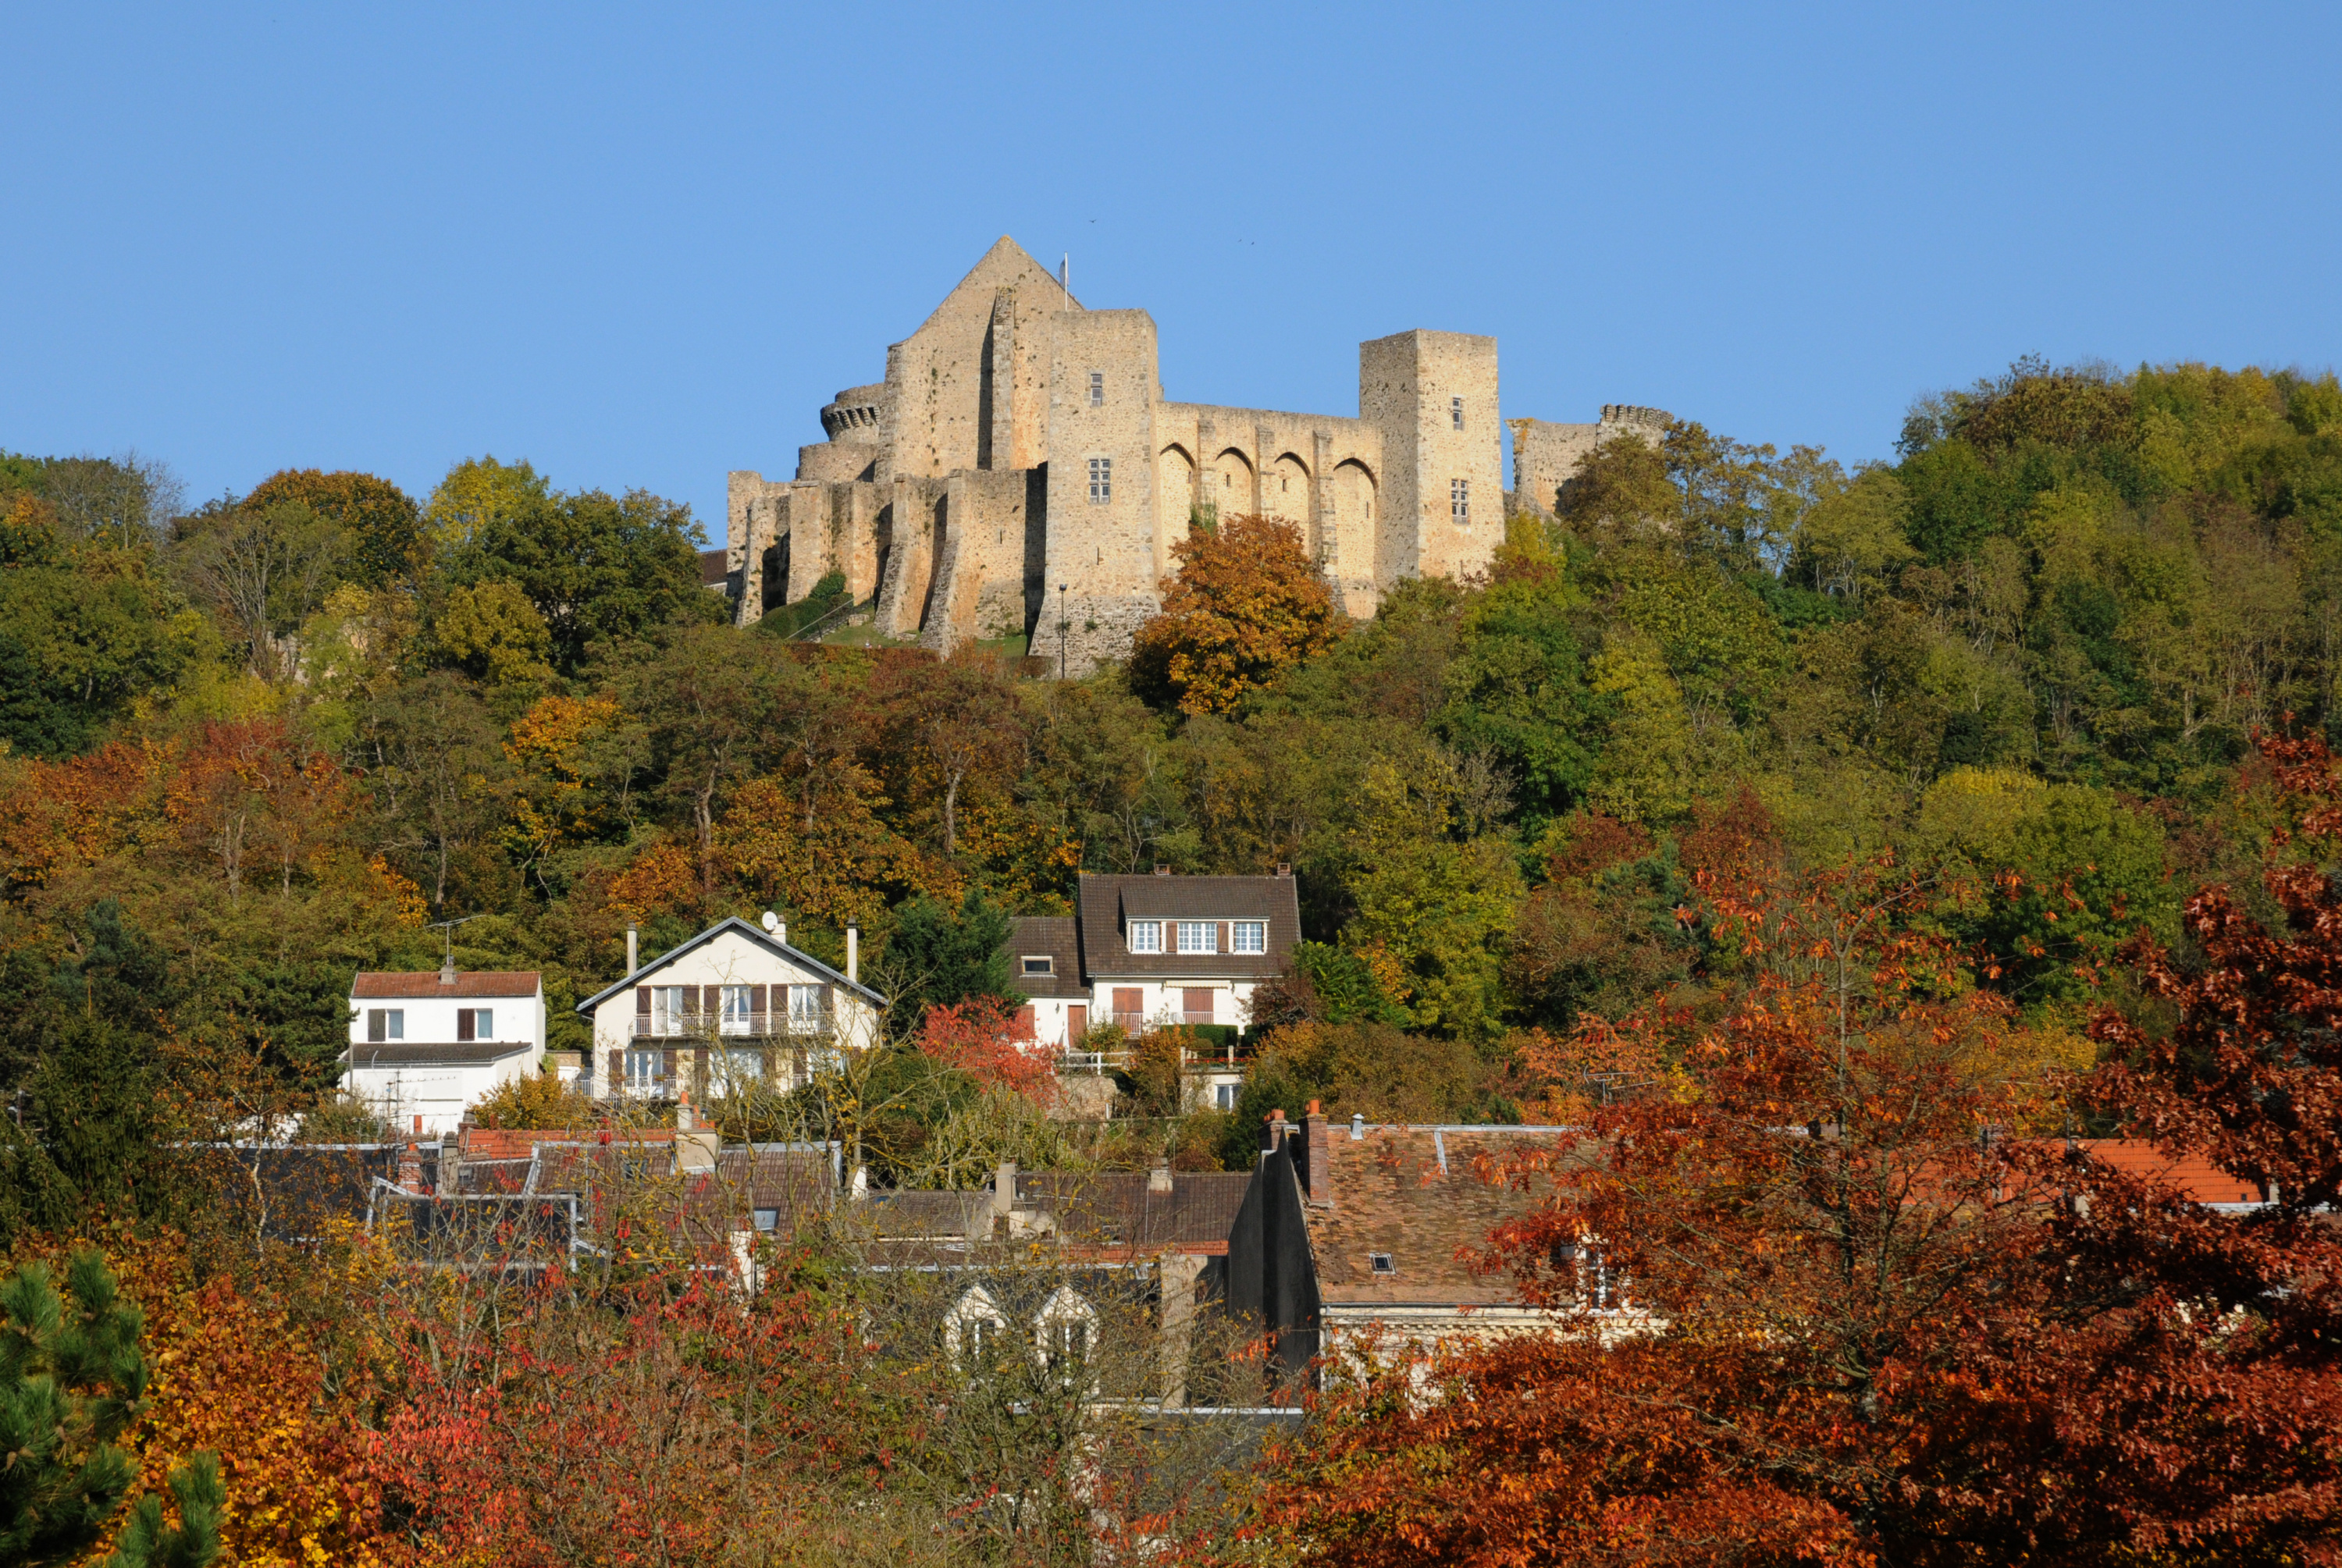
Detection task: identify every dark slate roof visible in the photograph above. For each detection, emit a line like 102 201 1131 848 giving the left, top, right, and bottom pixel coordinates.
573 916 888 1013
1076 873 1301 981
1306 1126 1595 1307
353 970 540 999
343 1040 539 1068
1017 1171 1249 1252
1005 916 1085 998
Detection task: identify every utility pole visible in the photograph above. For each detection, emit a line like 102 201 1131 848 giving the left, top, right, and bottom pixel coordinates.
1058 582 1069 681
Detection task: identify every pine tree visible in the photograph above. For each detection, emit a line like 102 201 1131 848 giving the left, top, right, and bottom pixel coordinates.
0 1249 220 1567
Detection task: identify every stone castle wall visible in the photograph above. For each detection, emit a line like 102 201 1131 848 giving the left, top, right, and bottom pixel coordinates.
729 238 1658 671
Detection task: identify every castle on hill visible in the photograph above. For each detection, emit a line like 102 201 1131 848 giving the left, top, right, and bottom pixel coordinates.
727 237 1667 671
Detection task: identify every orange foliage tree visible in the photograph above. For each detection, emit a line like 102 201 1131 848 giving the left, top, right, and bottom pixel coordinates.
917 996 1052 1104
1240 768 2342 1566
1130 514 1340 715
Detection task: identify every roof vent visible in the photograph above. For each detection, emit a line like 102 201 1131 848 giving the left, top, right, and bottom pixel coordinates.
1369 1253 1396 1275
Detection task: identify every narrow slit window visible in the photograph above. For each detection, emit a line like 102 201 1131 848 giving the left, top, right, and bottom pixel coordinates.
1451 478 1470 528
1450 396 1464 430
1088 457 1111 504
1088 371 1104 407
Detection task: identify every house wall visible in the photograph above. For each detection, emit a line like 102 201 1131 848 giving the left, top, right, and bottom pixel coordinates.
586 928 883 1092
347 1049 535 1138
347 990 546 1052
1078 978 1257 1030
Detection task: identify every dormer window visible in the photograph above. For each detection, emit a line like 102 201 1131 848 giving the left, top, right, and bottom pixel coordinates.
1233 920 1265 955
1127 920 1162 955
1176 920 1215 955
1020 955 1054 976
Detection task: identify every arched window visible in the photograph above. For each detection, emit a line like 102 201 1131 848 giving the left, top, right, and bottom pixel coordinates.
944 1284 1011 1371
1032 1284 1099 1388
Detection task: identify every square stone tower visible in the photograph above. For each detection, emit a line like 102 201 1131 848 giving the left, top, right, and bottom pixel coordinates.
1043 308 1162 674
1358 330 1503 587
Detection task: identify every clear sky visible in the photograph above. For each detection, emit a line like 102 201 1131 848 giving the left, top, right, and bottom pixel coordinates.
6 2 2338 534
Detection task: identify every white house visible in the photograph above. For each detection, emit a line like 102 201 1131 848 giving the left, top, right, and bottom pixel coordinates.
343 963 547 1136
1005 869 1302 1110
575 915 888 1102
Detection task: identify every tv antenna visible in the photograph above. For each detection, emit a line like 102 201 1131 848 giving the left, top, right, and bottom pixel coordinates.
428 914 486 978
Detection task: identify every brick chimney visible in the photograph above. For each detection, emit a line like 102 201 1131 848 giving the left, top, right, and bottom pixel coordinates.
1301 1099 1332 1206
1262 1107 1287 1157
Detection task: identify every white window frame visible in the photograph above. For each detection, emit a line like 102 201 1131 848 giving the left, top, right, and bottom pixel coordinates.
625 1047 662 1090
1127 920 1162 955
1020 955 1053 976
1087 370 1104 407
1176 920 1214 955
1451 478 1470 528
786 983 824 1032
1232 920 1265 955
365 1007 406 1043
1088 456 1112 504
720 984 753 1036
1215 1083 1239 1111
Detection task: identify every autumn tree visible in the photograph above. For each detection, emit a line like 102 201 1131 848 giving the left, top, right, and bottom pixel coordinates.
867 649 1026 860
1130 513 1340 714
241 468 424 588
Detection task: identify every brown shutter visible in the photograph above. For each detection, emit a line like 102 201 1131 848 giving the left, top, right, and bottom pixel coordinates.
820 983 835 1029
457 1008 475 1043
1184 987 1214 1023
1218 921 1231 954
607 1047 623 1085
751 983 767 1026
703 984 720 1019
635 987 651 1018
1067 1004 1087 1045
662 1047 676 1086
1015 1005 1035 1041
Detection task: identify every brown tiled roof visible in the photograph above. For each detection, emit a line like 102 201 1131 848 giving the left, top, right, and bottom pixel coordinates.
2074 1139 2269 1205
1307 1127 1592 1307
461 1126 674 1160
1006 916 1085 999
699 548 730 587
1017 1171 1250 1253
353 970 540 999
1076 873 1301 982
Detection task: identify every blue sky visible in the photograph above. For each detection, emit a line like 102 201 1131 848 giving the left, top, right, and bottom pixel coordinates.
5 2 2338 534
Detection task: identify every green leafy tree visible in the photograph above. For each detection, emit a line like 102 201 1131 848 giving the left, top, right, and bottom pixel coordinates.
449 484 717 675
881 888 1020 1029
0 1248 221 1567
242 468 423 588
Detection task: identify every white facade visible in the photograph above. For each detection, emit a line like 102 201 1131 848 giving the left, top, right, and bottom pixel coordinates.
343 969 547 1137
578 917 888 1101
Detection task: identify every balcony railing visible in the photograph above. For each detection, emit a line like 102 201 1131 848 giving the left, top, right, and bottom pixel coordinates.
629 1012 829 1040
1107 1009 1223 1034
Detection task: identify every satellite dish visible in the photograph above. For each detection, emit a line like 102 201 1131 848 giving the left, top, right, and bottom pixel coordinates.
760 911 780 934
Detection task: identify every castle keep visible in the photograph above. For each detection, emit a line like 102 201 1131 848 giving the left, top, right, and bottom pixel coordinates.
728 237 1666 671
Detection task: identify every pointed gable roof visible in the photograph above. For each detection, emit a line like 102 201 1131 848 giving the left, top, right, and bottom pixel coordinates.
903 236 1080 340
571 916 888 1015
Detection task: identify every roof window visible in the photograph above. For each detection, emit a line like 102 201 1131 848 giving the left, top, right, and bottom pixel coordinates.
1369 1253 1397 1275
1021 955 1054 976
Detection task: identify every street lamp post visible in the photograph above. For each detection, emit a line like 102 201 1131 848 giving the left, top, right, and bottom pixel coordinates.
1058 582 1069 681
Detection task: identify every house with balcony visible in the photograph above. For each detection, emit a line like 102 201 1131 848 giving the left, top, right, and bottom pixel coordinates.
575 914 888 1101
342 963 547 1136
1003 869 1301 1108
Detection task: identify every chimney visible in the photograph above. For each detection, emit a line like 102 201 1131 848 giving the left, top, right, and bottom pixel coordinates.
440 951 456 986
1350 1111 1366 1140
776 919 788 945
1148 1161 1174 1195
1262 1107 1287 1156
1301 1100 1332 1205
675 1094 694 1132
845 923 860 984
626 923 638 976
1154 864 1171 876
993 1158 1018 1230
1276 862 1291 878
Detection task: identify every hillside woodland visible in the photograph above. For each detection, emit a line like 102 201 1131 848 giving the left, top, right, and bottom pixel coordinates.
3 360 2340 1564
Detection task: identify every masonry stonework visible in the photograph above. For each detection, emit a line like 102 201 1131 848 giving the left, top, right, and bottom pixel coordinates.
730 237 1660 672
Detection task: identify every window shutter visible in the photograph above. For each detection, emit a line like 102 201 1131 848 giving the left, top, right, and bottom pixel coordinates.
820 983 835 1029
635 987 651 1018
751 983 767 1025
703 984 720 1018
681 987 699 1018
1016 1005 1035 1040
1218 921 1231 954
607 1048 623 1085
367 1008 386 1044
457 1008 475 1043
